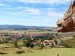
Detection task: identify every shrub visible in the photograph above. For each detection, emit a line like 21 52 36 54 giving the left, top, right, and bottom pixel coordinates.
16 50 25 54
26 42 31 47
14 41 19 48
0 52 7 55
25 42 34 48
40 43 45 49
63 38 75 48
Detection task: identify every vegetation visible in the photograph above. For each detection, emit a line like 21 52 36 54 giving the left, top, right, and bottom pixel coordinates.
63 37 75 48
16 50 25 54
0 30 75 56
14 41 19 48
0 48 74 56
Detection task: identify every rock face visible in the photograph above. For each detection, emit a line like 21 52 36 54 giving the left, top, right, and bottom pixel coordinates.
57 0 75 32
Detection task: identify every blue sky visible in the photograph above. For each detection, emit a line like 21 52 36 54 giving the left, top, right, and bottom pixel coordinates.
0 0 72 27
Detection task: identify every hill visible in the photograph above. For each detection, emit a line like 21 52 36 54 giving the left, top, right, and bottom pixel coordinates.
0 25 56 31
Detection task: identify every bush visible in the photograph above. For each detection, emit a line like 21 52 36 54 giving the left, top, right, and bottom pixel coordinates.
25 42 34 48
63 41 71 48
26 42 31 47
14 41 19 48
30 43 34 48
0 52 7 54
63 38 75 48
40 43 45 49
16 50 25 54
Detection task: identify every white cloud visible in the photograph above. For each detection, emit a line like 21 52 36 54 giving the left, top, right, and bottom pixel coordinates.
10 7 40 16
5 0 72 4
10 11 26 16
6 0 15 1
0 3 9 6
24 7 40 14
9 7 64 20
18 0 71 4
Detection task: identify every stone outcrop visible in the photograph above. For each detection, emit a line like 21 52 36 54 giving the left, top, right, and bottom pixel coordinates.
57 0 75 32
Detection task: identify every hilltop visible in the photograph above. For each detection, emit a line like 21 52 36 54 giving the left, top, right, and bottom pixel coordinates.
0 25 57 31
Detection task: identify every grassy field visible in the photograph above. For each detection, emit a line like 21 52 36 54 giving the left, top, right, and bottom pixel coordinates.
0 48 75 56
0 29 57 34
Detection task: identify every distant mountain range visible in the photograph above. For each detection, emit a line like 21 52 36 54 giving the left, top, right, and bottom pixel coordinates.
0 25 57 31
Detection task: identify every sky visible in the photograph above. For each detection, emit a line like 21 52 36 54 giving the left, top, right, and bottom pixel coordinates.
0 0 72 27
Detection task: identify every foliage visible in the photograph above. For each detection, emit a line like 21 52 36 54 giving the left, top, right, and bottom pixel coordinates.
0 52 7 54
63 38 75 48
40 43 45 49
16 50 25 54
14 41 19 48
25 42 34 48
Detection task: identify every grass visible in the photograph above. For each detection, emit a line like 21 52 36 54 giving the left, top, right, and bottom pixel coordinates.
0 29 57 34
0 48 75 56
0 30 74 56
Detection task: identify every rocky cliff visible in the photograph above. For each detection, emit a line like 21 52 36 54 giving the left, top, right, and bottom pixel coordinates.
57 0 75 32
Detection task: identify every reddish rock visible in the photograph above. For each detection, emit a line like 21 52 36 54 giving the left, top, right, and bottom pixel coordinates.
57 0 75 32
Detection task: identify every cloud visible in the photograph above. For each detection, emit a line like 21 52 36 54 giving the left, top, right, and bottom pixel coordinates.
18 0 71 4
24 7 40 14
5 0 17 2
5 0 71 4
0 3 9 6
10 11 26 16
9 7 40 16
